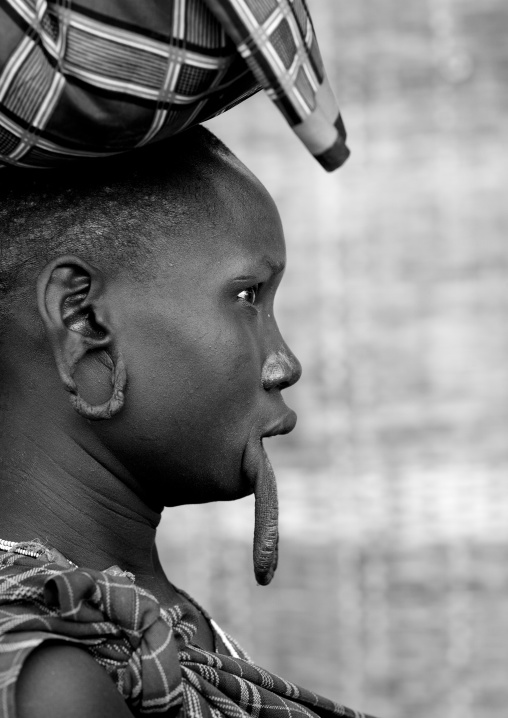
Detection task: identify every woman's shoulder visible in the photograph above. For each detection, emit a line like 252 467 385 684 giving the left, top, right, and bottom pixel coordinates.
16 643 134 718
0 544 178 717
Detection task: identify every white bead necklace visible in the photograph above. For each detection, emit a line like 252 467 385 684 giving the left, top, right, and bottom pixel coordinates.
0 538 45 559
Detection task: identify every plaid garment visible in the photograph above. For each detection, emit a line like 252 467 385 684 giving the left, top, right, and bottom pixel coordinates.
0 543 375 718
0 0 349 172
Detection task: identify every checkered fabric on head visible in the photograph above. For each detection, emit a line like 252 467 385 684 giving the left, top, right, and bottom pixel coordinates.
204 0 349 170
0 0 349 171
0 543 375 718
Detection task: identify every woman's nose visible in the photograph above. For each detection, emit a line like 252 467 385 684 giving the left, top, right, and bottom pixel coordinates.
262 347 302 391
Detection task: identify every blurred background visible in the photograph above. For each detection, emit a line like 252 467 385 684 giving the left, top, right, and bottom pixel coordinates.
157 1 508 716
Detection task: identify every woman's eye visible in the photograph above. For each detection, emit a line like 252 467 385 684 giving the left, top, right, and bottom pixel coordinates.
237 285 259 305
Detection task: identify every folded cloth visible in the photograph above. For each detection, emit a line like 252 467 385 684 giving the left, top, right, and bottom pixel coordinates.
0 542 375 718
0 0 349 172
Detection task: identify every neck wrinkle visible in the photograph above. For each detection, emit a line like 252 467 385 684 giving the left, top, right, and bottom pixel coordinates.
0 408 164 586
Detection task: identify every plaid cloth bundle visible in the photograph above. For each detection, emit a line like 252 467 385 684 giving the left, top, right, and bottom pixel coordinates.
0 544 374 718
0 0 349 171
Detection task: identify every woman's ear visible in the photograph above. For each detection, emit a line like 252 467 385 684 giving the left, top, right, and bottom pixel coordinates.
37 255 126 420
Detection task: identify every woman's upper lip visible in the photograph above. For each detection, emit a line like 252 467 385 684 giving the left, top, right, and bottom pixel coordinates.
262 410 297 438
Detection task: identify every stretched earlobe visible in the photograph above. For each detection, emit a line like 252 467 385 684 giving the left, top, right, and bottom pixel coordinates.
36 256 127 421
66 346 126 420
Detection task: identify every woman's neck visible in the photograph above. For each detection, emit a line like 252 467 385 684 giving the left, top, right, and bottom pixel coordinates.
0 401 218 651
0 404 172 600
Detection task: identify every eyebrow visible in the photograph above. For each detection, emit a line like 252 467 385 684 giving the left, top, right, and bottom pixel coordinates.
232 255 286 282
262 256 286 276
234 258 285 281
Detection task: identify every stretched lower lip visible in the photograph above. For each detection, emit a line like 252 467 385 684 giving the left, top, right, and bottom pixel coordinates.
262 410 297 438
241 439 279 585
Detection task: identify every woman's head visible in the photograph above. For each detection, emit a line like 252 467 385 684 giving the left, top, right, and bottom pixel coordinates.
0 127 301 522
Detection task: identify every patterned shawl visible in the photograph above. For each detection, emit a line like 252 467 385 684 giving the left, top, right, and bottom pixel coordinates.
0 542 375 718
0 0 349 172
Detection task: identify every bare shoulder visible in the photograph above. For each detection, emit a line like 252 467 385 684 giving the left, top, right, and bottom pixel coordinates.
16 643 134 718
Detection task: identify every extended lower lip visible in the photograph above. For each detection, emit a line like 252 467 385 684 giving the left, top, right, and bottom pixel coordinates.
262 410 297 438
242 410 297 494
241 436 280 585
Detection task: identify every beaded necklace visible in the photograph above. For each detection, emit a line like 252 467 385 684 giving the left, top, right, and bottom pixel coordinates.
0 538 79 567
0 538 44 559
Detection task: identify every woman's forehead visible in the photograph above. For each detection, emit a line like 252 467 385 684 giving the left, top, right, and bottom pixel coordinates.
144 199 286 284
141 162 284 269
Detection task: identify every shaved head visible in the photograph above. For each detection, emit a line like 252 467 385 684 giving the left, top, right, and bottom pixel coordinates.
0 126 236 327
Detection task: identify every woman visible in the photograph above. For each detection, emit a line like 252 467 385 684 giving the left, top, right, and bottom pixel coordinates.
0 128 376 718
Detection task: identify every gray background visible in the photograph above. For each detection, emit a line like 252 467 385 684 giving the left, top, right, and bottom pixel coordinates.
158 1 508 716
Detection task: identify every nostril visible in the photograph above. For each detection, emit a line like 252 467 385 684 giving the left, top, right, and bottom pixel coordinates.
262 361 285 390
262 350 302 391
